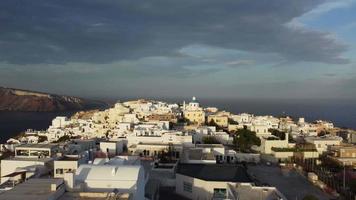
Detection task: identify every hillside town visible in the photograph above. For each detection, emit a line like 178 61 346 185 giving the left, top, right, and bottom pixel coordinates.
0 97 355 200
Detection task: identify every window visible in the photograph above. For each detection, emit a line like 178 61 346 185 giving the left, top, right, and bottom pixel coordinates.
213 188 227 199
16 149 29 156
64 168 73 173
56 168 64 175
29 150 40 156
183 182 192 193
36 150 50 157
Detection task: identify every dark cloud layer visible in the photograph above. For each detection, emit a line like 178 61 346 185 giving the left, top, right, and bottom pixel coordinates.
0 0 349 65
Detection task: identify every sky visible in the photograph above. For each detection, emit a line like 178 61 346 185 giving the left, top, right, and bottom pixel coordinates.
0 0 355 100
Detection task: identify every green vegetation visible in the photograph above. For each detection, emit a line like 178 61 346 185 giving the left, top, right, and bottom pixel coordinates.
177 117 188 123
207 119 219 127
271 147 317 152
288 135 296 143
38 135 48 143
228 118 239 125
202 136 220 144
318 130 329 137
233 127 261 152
269 129 286 140
54 135 71 143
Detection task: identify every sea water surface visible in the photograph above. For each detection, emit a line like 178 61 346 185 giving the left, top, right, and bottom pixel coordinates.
0 111 75 143
0 98 355 143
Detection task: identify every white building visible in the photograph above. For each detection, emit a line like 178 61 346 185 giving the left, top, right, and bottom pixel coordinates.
258 133 292 154
0 178 65 200
1 144 59 183
315 120 334 129
50 116 71 129
305 136 342 154
127 129 191 146
250 121 270 137
14 144 59 158
64 156 146 200
175 163 252 200
54 155 86 178
227 183 287 200
230 113 253 124
181 144 226 164
184 96 201 111
99 140 124 156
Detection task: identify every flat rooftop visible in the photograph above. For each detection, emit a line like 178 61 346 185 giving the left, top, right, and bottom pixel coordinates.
196 144 224 148
72 139 96 143
305 136 342 142
56 156 80 161
136 142 182 146
0 178 63 200
100 141 117 143
3 157 53 162
234 184 286 200
188 149 215 160
16 143 58 149
176 163 252 182
329 145 356 150
58 192 130 200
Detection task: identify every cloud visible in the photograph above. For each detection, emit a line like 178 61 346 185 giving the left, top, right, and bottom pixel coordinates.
300 0 356 20
225 60 255 67
0 0 350 66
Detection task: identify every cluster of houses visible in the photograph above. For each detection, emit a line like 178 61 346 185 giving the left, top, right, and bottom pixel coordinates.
0 97 355 199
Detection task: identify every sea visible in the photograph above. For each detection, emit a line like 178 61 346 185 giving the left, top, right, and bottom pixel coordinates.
0 111 75 143
0 98 355 143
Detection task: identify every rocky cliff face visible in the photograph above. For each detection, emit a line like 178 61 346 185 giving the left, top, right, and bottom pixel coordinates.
0 87 107 112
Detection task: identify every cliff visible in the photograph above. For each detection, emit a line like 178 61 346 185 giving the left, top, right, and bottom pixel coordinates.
0 87 108 112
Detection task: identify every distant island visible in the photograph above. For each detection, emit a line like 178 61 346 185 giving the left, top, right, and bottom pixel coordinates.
0 87 108 112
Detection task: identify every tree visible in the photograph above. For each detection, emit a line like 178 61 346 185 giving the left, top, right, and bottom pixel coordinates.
228 118 239 125
233 127 261 152
38 135 48 143
318 130 329 137
269 129 286 140
202 136 220 144
54 135 71 143
207 119 219 127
